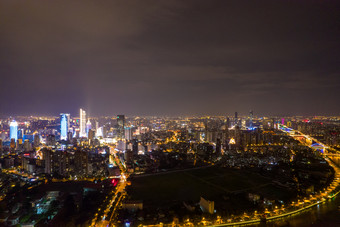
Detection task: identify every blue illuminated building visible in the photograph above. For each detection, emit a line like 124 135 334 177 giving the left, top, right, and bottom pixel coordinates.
23 134 34 143
60 113 70 140
10 120 18 142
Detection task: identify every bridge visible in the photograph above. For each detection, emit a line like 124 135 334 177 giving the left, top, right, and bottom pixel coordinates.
278 123 339 155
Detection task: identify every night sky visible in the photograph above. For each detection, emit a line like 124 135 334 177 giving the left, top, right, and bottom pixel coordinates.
1 1 339 117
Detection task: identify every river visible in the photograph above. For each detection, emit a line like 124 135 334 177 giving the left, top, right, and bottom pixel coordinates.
249 156 340 227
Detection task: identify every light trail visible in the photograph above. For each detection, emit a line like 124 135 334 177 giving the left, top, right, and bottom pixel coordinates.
90 143 129 227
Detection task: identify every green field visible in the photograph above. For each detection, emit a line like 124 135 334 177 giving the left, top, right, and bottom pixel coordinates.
127 166 292 208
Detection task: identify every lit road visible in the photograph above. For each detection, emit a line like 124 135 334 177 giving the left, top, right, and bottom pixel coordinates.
90 144 129 227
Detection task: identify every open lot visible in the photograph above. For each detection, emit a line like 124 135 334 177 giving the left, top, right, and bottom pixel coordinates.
127 166 293 208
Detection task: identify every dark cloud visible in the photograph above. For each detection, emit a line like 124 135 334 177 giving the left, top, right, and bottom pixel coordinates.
0 0 339 117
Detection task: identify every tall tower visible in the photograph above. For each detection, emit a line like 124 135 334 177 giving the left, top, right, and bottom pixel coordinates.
117 115 125 140
79 108 87 137
249 110 253 129
60 113 70 140
234 112 238 127
10 120 18 142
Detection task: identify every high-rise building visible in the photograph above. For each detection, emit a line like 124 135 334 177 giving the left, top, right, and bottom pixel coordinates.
242 119 246 128
67 131 73 141
96 127 103 138
18 129 23 140
124 127 132 141
43 148 52 174
216 138 221 155
124 149 134 163
102 125 108 138
46 135 56 146
79 108 87 137
234 112 238 127
249 110 253 129
55 150 67 176
234 125 241 146
16 138 23 150
132 139 138 155
60 113 70 140
117 115 125 140
23 139 31 152
33 133 40 147
88 129 95 141
10 120 18 142
224 117 230 145
10 138 16 151
75 149 88 175
86 119 92 137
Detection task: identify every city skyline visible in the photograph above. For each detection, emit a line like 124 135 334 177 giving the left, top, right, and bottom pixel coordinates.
1 0 339 116
0 112 340 226
0 1 340 225
4 111 340 119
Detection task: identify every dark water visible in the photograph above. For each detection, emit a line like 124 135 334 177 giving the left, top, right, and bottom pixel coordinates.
249 157 340 227
254 196 340 227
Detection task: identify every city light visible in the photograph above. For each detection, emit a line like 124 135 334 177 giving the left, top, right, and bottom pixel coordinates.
0 1 339 225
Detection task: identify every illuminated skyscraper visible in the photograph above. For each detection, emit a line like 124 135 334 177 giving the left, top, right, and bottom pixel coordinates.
10 120 18 142
96 127 103 137
117 115 125 140
79 108 87 137
60 113 70 140
249 110 253 129
124 127 132 141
